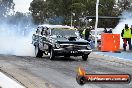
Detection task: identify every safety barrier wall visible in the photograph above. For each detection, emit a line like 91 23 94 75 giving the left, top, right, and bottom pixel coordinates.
101 33 120 52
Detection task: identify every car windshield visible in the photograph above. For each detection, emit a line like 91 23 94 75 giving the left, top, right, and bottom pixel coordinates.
51 28 80 38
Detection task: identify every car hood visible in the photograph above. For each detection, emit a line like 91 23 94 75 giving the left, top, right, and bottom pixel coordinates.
54 37 89 44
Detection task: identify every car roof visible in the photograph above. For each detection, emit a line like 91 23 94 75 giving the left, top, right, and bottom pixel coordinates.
38 24 74 29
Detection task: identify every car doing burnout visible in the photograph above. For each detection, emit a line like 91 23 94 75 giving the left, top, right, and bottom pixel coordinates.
32 24 92 61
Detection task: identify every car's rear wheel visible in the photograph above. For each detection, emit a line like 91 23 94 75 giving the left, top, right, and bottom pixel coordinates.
35 46 43 58
50 49 55 60
82 54 88 61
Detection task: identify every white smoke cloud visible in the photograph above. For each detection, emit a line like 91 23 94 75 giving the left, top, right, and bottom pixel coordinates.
0 0 37 56
0 23 35 56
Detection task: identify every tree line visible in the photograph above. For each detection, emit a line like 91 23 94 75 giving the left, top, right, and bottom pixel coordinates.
29 0 132 28
0 0 132 28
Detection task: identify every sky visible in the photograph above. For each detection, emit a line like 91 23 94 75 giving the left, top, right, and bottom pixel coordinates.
14 0 33 13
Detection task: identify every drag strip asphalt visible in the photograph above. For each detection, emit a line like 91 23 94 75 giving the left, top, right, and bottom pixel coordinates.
0 53 131 88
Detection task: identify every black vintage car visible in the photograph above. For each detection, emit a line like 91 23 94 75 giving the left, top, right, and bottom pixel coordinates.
32 25 92 61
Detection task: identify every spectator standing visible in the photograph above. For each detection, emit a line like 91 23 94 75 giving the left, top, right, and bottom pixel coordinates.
121 24 132 51
130 25 132 38
84 27 91 41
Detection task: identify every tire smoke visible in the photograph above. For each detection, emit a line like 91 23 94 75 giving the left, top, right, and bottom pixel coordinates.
0 22 36 56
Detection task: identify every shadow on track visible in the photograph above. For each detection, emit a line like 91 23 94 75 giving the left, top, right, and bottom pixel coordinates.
12 55 87 62
43 56 77 62
36 55 86 62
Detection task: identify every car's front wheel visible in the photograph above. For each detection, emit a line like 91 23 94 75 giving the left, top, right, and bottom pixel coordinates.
82 54 88 61
35 46 43 58
50 49 55 60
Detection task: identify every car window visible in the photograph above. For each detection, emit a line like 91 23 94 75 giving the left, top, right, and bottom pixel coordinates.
51 28 80 38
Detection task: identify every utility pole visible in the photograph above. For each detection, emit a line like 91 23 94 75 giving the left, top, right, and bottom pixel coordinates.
95 0 99 48
71 0 73 27
71 14 73 27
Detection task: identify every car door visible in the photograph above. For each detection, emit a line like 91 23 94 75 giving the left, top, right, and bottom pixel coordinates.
40 27 50 52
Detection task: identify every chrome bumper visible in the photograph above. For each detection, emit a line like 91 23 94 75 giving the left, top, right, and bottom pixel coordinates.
78 50 92 52
54 48 92 54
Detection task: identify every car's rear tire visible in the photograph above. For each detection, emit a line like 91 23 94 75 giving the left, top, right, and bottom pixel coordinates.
50 49 55 60
35 46 43 58
82 54 88 61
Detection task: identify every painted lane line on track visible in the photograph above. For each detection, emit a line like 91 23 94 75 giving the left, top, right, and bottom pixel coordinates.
93 52 132 61
0 72 25 88
92 52 132 67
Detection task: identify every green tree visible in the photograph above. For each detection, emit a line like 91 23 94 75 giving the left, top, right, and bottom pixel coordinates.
118 0 131 11
0 0 14 17
29 0 49 24
70 2 86 26
29 0 121 27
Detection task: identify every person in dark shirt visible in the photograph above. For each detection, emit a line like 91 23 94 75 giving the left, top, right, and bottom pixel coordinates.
85 27 91 41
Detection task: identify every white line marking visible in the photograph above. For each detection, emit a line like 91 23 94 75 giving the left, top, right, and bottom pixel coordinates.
0 72 25 88
94 52 132 61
